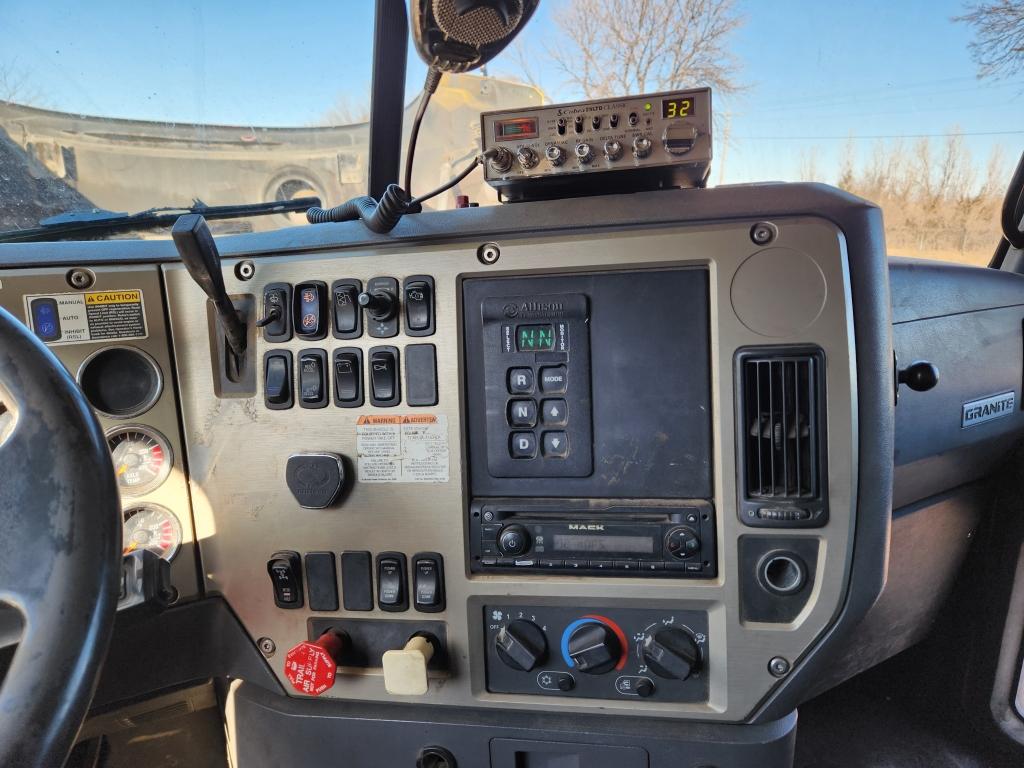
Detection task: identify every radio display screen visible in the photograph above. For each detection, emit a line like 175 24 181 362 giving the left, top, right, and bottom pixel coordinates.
661 97 695 119
553 534 654 554
495 116 539 141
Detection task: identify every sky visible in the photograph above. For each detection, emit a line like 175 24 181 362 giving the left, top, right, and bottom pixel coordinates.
2 0 1022 186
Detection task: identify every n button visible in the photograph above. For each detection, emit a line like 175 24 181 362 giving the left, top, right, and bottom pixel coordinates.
508 399 537 427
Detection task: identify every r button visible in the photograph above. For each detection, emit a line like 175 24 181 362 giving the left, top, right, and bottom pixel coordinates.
508 368 535 394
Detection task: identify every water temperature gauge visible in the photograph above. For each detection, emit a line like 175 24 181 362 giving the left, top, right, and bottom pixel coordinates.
122 504 182 561
107 426 172 496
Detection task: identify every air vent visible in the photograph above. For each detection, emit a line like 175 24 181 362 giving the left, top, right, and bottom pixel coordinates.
737 349 826 527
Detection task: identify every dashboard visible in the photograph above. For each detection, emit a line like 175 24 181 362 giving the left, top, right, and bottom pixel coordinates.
7 182 1022 744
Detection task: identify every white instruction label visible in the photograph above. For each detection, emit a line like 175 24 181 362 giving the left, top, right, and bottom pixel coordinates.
356 414 450 483
22 289 148 346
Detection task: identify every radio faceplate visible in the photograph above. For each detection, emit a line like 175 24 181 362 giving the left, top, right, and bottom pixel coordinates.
470 499 717 578
481 88 712 201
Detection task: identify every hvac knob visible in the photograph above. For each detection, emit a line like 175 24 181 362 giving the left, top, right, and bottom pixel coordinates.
357 289 396 322
632 135 653 159
567 621 622 675
641 628 700 681
495 620 548 671
497 524 530 557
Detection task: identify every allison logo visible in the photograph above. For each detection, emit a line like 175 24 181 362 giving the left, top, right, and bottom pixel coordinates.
962 391 1016 428
503 299 565 319
568 524 604 531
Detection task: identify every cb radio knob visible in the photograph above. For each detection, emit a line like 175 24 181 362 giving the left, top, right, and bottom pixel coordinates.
497 524 530 557
632 135 653 159
574 142 594 165
544 145 566 167
516 147 539 170
488 147 514 173
603 140 623 161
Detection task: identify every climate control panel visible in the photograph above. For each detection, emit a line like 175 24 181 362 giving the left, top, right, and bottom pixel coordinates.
484 605 709 703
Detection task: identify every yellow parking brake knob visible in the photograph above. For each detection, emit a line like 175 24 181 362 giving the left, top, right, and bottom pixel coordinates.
382 635 435 695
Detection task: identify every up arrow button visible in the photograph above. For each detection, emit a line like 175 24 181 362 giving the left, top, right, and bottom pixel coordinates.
541 399 568 426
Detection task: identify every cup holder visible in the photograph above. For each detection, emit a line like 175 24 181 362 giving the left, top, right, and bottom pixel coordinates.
758 552 807 596
77 346 162 418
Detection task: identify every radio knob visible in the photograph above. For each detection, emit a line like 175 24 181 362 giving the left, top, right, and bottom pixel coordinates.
497 524 530 557
574 142 594 165
516 146 539 170
495 619 547 672
567 622 622 675
488 147 514 173
641 628 700 681
544 145 566 167
632 135 653 159
603 140 623 161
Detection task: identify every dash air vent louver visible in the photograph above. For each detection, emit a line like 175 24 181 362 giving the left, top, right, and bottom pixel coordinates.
737 349 827 527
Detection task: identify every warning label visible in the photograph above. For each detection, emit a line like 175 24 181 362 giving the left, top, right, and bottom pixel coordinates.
23 289 147 346
356 414 450 483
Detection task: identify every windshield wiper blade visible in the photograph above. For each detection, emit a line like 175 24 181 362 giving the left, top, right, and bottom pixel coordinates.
0 197 321 243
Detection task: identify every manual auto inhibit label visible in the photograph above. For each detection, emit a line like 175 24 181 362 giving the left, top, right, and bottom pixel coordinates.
356 414 449 483
962 391 1016 428
23 289 147 345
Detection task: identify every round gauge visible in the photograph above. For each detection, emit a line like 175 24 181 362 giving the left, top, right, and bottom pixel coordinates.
107 427 172 496
122 504 182 561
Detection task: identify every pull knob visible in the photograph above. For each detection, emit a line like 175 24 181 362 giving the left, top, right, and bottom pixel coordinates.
284 628 348 696
382 634 436 695
897 360 939 392
497 524 530 557
641 628 700 681
632 135 653 159
357 289 396 322
495 619 547 671
567 621 622 675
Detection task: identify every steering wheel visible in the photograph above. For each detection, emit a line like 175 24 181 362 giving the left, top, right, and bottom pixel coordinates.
0 305 121 767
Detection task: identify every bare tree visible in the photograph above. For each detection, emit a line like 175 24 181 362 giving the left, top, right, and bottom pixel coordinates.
0 58 42 104
317 91 370 126
547 0 744 98
955 1 1024 79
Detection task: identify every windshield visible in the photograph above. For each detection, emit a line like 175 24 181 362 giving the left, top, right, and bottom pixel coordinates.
1 1 1021 265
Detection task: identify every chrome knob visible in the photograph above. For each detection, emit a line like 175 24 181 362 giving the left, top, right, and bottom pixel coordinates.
488 147 513 173
516 146 539 170
545 145 566 167
603 140 623 161
632 135 653 159
574 143 594 165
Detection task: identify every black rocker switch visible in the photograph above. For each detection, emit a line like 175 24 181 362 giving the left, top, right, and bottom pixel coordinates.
331 280 361 338
294 281 327 340
403 275 435 336
259 283 291 342
264 351 292 409
413 553 445 612
298 350 327 408
267 551 303 608
376 552 408 612
333 349 363 406
369 346 400 406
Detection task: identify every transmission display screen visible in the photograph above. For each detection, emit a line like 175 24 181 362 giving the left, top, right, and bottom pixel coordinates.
516 324 555 351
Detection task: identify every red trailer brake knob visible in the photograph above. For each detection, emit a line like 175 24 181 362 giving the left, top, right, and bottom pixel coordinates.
284 629 348 696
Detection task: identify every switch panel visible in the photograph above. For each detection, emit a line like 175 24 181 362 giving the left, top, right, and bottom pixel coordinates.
331 279 362 339
403 275 435 336
264 351 293 410
412 552 445 613
376 552 408 612
267 551 303 608
298 349 328 408
294 281 327 340
261 282 292 342
332 347 364 407
369 346 401 407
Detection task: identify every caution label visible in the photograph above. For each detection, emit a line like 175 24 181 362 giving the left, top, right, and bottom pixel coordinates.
356 414 450 483
23 289 147 346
